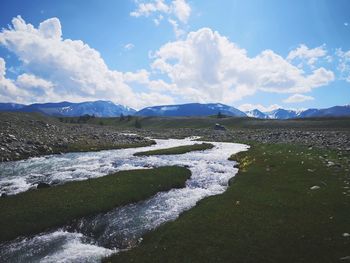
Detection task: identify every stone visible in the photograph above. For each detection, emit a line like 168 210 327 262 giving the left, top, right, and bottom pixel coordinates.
310 185 320 190
214 123 226 131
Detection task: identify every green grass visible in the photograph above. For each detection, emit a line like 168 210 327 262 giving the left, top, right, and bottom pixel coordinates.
0 166 191 243
59 140 156 153
105 143 350 263
134 143 214 156
57 115 350 130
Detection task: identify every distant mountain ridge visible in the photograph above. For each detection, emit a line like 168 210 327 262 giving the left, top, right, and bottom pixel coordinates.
249 105 350 119
136 103 246 117
0 101 349 119
0 100 136 117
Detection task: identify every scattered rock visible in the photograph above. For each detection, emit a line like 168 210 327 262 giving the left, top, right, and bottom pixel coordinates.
340 256 350 261
343 233 350 237
310 185 320 190
214 123 226 131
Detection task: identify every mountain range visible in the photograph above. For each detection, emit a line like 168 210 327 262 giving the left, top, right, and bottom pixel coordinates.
136 103 246 117
0 101 349 119
248 106 350 119
0 101 135 117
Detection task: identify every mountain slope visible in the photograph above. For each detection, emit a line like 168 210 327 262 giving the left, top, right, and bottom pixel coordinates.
265 109 299 119
136 103 247 117
1 101 136 117
245 109 269 119
0 103 25 111
298 105 350 118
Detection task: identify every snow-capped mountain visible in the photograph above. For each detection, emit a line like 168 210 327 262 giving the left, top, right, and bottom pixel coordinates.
136 103 247 117
247 105 350 119
1 101 350 119
0 101 136 117
264 109 299 119
245 109 269 119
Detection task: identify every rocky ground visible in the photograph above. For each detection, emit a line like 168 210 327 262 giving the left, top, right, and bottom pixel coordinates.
0 112 154 162
1 112 350 163
130 127 350 151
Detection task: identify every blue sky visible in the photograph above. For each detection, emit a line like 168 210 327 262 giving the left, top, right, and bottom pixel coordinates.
0 0 349 111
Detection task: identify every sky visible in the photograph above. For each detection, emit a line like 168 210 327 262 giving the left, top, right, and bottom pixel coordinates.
0 0 349 111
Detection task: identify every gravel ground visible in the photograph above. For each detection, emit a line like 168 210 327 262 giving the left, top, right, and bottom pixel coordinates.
0 112 153 162
1 112 350 162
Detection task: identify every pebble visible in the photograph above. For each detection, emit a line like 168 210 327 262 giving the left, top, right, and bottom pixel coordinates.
310 186 320 190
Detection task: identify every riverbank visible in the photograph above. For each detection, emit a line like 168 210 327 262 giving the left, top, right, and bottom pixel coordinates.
105 143 350 263
134 143 214 156
0 166 191 243
0 112 155 162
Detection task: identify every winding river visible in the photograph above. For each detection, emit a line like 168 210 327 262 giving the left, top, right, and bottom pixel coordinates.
0 137 248 262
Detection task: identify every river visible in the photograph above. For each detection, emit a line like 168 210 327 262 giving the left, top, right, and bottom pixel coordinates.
0 137 248 262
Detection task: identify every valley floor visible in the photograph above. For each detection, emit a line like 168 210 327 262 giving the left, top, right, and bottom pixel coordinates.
1 113 350 262
105 143 350 263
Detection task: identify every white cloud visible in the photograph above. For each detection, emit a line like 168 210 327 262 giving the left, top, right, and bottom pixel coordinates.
151 28 334 104
283 94 314 103
287 44 327 66
238 103 281 112
172 0 191 23
130 0 191 37
0 17 338 109
344 22 349 27
0 16 170 108
16 73 53 89
124 43 135 50
130 0 170 17
168 19 185 38
123 69 150 83
336 48 350 82
0 57 31 102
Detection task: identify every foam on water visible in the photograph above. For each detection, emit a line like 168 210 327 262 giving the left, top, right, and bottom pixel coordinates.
0 137 248 262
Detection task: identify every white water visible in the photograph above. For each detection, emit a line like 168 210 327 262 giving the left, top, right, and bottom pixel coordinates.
0 137 248 262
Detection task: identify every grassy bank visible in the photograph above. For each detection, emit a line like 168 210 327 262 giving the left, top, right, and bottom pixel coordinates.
134 143 214 156
105 144 350 263
60 140 156 153
0 166 191 243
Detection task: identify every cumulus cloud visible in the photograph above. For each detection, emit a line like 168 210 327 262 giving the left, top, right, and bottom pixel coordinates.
287 44 327 66
130 0 191 37
151 28 334 104
238 103 282 112
0 16 172 108
283 94 314 103
0 17 337 109
0 57 31 102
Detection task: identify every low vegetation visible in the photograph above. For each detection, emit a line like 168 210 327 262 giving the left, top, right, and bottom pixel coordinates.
62 140 156 153
0 166 191 243
58 115 350 130
105 143 350 263
134 143 214 156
